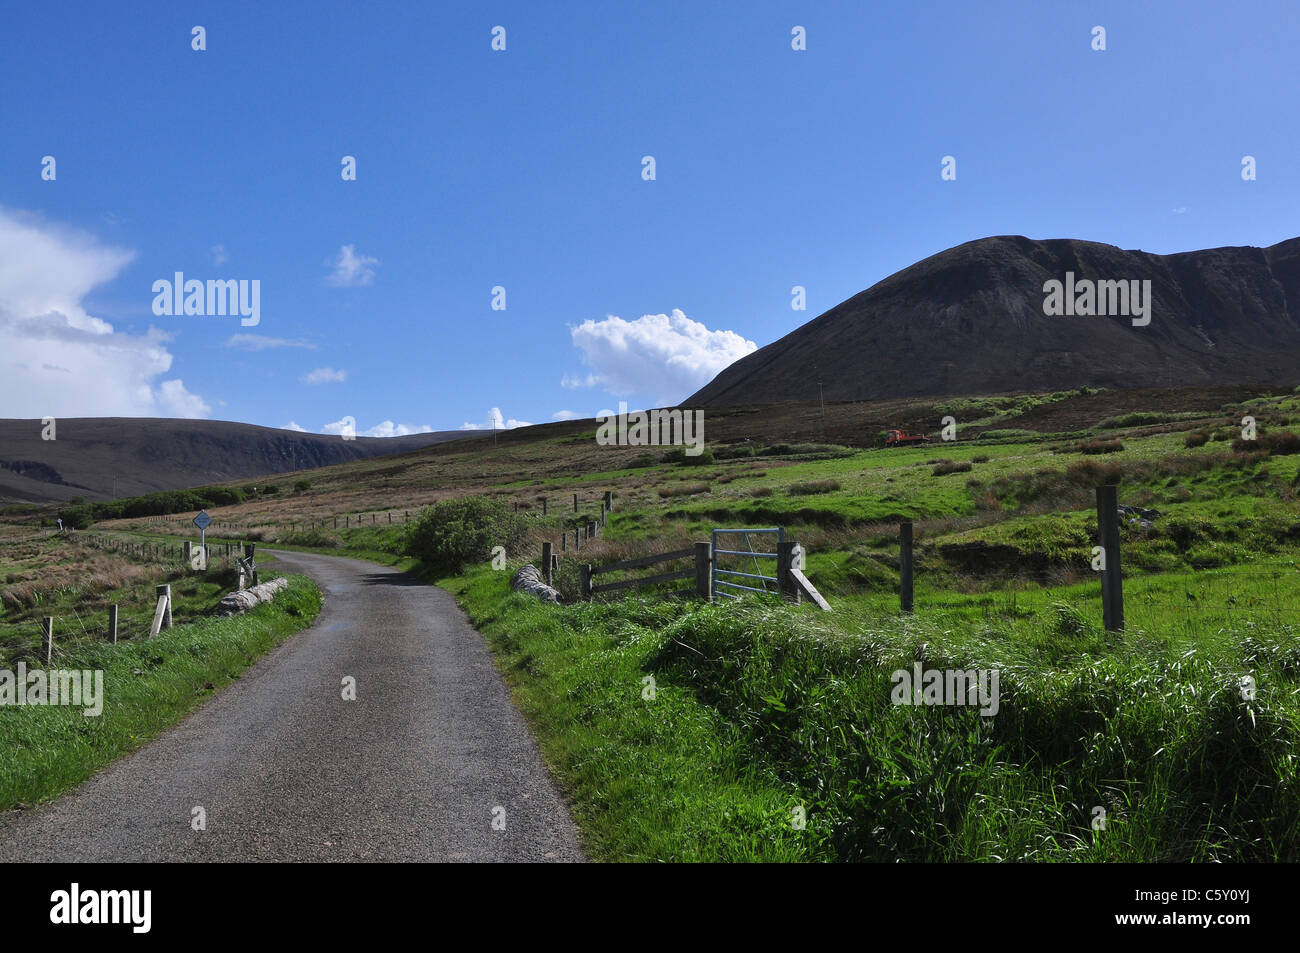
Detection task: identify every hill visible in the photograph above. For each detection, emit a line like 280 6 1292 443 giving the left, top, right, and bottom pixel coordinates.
688 235 1300 405
0 418 468 503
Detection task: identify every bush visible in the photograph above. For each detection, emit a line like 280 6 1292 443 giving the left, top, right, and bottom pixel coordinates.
658 482 710 498
405 497 528 574
788 479 841 496
1185 431 1210 448
1076 439 1124 455
931 460 972 476
660 447 715 465
293 480 312 493
972 454 990 464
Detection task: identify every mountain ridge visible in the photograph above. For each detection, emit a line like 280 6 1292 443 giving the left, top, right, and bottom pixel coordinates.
688 235 1300 405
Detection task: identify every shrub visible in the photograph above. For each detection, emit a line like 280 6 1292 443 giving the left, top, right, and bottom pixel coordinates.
971 454 990 464
1065 460 1123 485
788 479 841 496
657 482 710 498
1184 431 1210 448
293 479 312 493
931 460 972 476
660 447 715 465
405 496 528 574
1076 439 1124 455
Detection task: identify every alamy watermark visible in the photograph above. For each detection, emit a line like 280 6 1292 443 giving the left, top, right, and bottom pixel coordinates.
152 272 260 326
1042 273 1151 327
890 663 1000 716
1 663 103 716
596 401 704 456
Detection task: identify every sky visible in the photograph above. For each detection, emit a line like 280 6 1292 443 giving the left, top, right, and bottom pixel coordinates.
1 0 1296 436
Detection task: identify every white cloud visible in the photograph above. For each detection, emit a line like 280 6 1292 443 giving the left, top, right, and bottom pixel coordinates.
300 366 347 385
156 379 212 418
211 244 228 265
0 207 213 419
223 333 316 351
282 421 307 432
567 309 756 402
322 416 432 438
560 372 600 390
460 407 532 430
551 409 579 421
325 244 379 287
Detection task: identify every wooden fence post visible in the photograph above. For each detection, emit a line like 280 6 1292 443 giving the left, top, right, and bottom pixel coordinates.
42 617 53 663
580 564 593 600
694 541 712 600
777 540 801 605
603 491 612 512
109 604 118 643
587 519 596 540
1096 485 1124 631
561 531 566 552
542 542 553 586
900 521 914 613
573 493 578 512
541 498 547 516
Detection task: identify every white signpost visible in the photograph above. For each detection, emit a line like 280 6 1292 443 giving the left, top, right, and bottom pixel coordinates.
191 510 211 571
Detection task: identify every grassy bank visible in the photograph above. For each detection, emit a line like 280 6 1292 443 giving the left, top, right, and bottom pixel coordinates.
0 574 321 811
449 567 1300 862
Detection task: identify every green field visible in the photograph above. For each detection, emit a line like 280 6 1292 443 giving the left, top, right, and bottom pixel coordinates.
4 385 1298 860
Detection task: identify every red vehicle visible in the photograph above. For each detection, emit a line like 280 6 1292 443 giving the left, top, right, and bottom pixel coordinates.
883 428 931 447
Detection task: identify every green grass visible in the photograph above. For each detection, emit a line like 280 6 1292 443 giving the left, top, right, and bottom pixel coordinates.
450 566 1300 862
0 574 321 811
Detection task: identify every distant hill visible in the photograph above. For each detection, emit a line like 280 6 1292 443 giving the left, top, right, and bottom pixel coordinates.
0 418 469 503
688 236 1300 405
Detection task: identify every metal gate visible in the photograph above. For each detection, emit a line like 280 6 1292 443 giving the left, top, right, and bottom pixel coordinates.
711 527 784 601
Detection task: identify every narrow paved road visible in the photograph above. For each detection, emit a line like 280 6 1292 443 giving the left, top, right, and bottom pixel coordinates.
0 551 585 862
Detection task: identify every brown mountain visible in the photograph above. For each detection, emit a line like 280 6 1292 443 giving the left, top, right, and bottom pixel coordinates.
688 236 1300 405
0 418 469 504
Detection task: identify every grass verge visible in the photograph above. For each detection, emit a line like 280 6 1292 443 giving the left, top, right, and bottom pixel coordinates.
0 574 322 811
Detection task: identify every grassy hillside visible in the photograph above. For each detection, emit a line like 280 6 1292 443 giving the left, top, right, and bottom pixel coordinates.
4 383 1298 860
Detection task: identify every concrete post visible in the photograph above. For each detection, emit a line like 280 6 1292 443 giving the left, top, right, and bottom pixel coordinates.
42 617 53 663
1096 485 1124 632
694 541 712 600
109 604 118 643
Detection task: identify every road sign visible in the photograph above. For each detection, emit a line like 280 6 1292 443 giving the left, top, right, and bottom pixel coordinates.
193 511 211 531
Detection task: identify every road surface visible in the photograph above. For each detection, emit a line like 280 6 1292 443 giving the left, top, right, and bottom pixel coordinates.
0 550 585 862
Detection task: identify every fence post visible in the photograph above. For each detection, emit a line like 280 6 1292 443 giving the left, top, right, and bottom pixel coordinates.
603 491 612 512
580 564 593 601
159 584 173 628
109 604 118 643
694 541 712 600
334 516 338 528
541 498 547 516
573 529 579 551
573 493 578 512
561 530 566 552
587 519 596 540
42 617 53 663
777 540 801 605
900 521 914 613
542 542 553 586
1096 485 1124 631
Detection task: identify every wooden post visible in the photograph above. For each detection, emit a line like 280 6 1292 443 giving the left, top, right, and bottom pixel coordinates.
900 521 914 614
561 531 566 552
388 512 392 524
109 604 118 643
542 542 553 586
42 617 53 663
184 541 192 565
777 540 801 605
541 498 547 516
580 564 593 601
573 529 579 550
573 493 578 512
334 516 338 528
1096 485 1124 631
587 520 596 540
346 515 350 528
694 541 712 600
604 490 612 511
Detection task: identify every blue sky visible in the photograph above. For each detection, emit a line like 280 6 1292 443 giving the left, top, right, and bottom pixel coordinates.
1 0 1295 435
